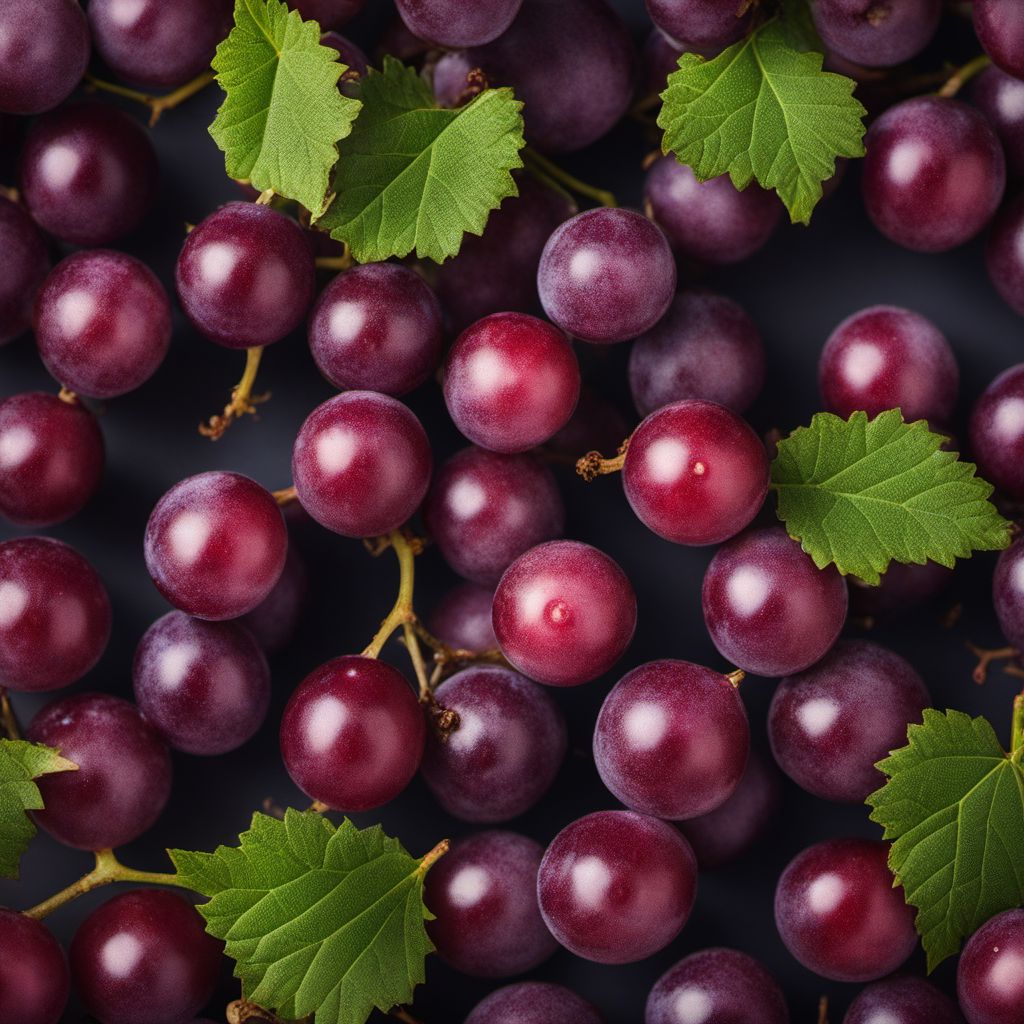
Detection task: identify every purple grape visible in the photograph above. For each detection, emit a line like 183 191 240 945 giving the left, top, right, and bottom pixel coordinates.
321 31 368 79
421 666 567 822
957 908 1024 1024
27 693 172 850
547 387 630 460
538 208 676 344
642 28 683 94
993 537 1024 648
538 809 697 963
812 0 940 68
843 975 960 1024
424 447 565 586
974 0 1024 81
428 582 498 652
847 559 953 620
969 363 1024 500
397 0 523 47
645 0 752 51
464 982 603 1024
972 66 1024 179
0 196 49 345
239 542 308 654
20 102 159 246
288 0 366 29
594 659 749 819
987 194 1024 316
629 291 766 417
0 910 69 1024
425 830 557 976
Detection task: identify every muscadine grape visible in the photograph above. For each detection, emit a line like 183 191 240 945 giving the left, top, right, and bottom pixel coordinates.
464 982 603 1024
492 540 637 686
847 559 953 620
969 363 1024 500
291 391 432 538
239 543 308 654
0 909 70 1024
280 655 425 811
396 0 523 47
0 196 49 345
986 194 1024 316
843 975 960 1024
428 582 498 652
288 0 366 29
645 0 752 51
994 537 1024 649
974 0 1024 80
957 908 1024 1024
972 66 1024 179
812 0 940 68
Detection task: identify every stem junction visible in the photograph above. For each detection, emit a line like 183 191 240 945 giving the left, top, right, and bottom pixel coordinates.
523 149 616 208
199 346 269 440
967 642 1020 685
84 71 215 126
576 437 631 481
937 53 992 98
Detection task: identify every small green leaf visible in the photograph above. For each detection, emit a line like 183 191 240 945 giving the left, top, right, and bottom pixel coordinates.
0 739 76 878
317 56 525 263
771 410 1011 583
170 809 444 1024
210 0 361 216
867 709 1024 971
657 16 866 224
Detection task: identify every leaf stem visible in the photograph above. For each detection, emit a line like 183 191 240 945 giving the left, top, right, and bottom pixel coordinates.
1011 692 1024 758
84 71 215 126
576 437 631 481
937 54 992 98
0 688 20 740
523 149 616 207
416 839 450 878
362 531 420 658
198 346 269 440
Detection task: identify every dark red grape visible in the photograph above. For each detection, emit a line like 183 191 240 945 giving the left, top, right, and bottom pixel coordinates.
291 391 432 537
239 542 308 654
645 0 752 51
0 537 111 693
280 655 425 811
421 666 567 822
538 208 676 344
20 102 159 246
847 559 953 620
843 975 960 1024
812 0 940 68
288 0 366 29
0 909 69 1024
34 249 172 399
957 908 1024 1024
594 659 749 819
428 582 498 652
642 28 683 94
396 0 523 47
986 194 1024 316
0 393 104 527
969 363 1024 500
492 540 637 686
994 537 1024 648
464 982 603 1024
0 196 49 345
27 692 172 850
972 66 1024 179
538 809 697 963
974 0 1024 80
424 830 557 976
70 889 222 1024
144 471 288 620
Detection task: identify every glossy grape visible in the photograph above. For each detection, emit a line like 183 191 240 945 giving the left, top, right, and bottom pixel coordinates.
957 908 1024 1024
861 97 1005 252
703 527 848 677
493 540 637 686
396 0 523 47
425 830 557 976
424 447 565 586
969 363 1024 500
843 975 960 1024
0 537 111 693
144 471 288 620
239 543 308 654
429 583 498 652
538 208 676 343
443 312 580 452
986 194 1024 316
421 666 567 822
974 0 1024 80
994 538 1024 649
27 693 172 850
972 66 1024 179
71 889 222 1024
645 0 752 51
34 249 172 399
0 393 104 527
20 102 159 246
594 659 749 819
538 810 697 963
0 909 69 1024
774 838 917 982
812 0 940 68
847 559 953 620
0 196 49 345
464 982 603 1024
288 0 366 29
291 391 432 537
280 656 425 811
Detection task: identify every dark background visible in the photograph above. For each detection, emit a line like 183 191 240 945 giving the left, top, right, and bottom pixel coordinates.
0 2 1020 1021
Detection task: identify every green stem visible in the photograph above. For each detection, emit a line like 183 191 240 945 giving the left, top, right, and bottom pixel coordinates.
937 54 992 98
415 839 449 879
84 71 215 126
1011 692 1024 759
523 149 617 207
362 532 419 658
199 346 268 440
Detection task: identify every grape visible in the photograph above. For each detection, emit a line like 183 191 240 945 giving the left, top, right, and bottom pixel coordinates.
420 666 567 822
974 0 1024 81
492 540 637 686
679 748 781 867
847 559 953 620
774 838 917 982
818 305 959 422
321 31 368 79
644 157 782 265
34 250 173 399
537 809 697 963
645 0 751 50
538 208 676 344
239 543 308 654
0 0 89 116
594 659 749 819
464 982 603 1024
0 196 49 345
994 538 1024 649
969 363 1024 500
622 399 769 546
280 655 425 811
642 28 684 94
288 0 366 29
812 0 940 68
645 947 788 1024
308 263 443 396
843 975 960 1024
628 291 766 417
144 471 288 620
861 97 1005 252
396 0 523 47
0 537 111 693
27 693 172 850
986 195 1024 316
291 391 432 537
424 830 557 976
20 102 159 247
175 202 315 349
0 909 69 1024
0 393 104 527
429 583 498 652
768 640 930 803
547 387 630 460
702 527 849 677
957 908 1024 1024
443 312 580 453
70 889 222 1024
973 66 1024 179
423 447 565 586
88 0 232 90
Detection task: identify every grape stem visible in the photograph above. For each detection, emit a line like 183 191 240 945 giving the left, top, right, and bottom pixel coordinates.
362 530 421 659
199 346 269 440
0 688 20 740
937 54 992 98
1011 692 1024 760
0 184 18 203
273 485 298 506
390 1009 425 1024
255 188 276 206
57 387 79 406
24 848 184 920
817 995 830 1024
315 253 354 271
83 71 216 127
523 149 617 208
576 437 631 481
725 670 745 688
967 642 1020 685
416 838 450 878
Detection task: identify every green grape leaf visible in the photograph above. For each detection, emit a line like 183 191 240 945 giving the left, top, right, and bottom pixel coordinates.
0 739 76 879
170 810 445 1024
770 410 1012 584
657 16 866 224
317 56 525 263
867 709 1024 971
209 0 361 216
